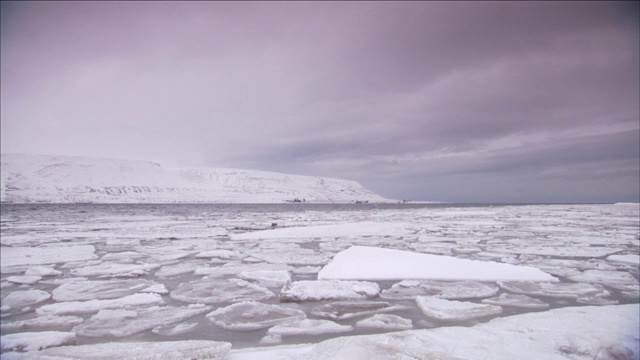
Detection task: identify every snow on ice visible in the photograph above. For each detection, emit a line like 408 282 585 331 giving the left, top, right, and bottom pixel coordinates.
266 319 353 337
280 280 380 302
355 314 413 330
318 246 558 282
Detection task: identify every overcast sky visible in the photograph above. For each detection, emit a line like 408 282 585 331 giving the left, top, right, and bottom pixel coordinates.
1 1 638 203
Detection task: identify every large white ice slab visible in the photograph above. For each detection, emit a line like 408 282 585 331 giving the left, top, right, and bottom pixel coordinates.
318 246 557 282
0 246 97 267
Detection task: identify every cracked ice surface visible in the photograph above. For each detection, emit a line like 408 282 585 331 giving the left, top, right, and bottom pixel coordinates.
0 203 638 358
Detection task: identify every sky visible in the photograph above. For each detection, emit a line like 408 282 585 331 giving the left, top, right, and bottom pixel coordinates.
1 1 639 203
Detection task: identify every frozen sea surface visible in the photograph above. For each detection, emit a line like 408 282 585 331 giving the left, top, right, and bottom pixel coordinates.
0 203 638 358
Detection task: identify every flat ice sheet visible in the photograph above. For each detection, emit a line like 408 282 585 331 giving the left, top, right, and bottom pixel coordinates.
318 246 557 282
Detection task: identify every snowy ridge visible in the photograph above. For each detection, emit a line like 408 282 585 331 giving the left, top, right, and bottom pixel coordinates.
0 154 391 203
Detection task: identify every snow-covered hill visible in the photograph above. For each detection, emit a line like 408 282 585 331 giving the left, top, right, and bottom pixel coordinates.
0 154 392 203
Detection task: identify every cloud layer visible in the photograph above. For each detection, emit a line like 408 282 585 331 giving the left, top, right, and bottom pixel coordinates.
2 2 638 202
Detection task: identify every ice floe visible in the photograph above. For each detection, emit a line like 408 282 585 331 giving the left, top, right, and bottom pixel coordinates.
245 248 331 266
30 340 231 359
486 243 625 258
311 301 407 321
36 293 165 316
497 281 612 299
51 279 162 301
154 263 200 278
1 315 84 332
170 278 275 304
415 296 503 322
193 263 292 277
0 331 76 352
207 302 306 331
196 249 245 260
280 280 380 302
567 270 639 287
24 267 62 277
151 322 199 336
607 254 640 265
380 280 499 300
481 293 550 309
69 262 161 278
238 270 291 287
266 319 353 336
74 304 212 337
0 246 97 267
355 314 413 330
6 276 42 285
1 290 51 313
318 246 557 282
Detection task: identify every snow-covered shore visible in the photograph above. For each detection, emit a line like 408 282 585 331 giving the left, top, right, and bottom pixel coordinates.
0 154 391 204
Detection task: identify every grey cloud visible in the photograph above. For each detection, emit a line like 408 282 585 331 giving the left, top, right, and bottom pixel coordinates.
1 1 638 202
